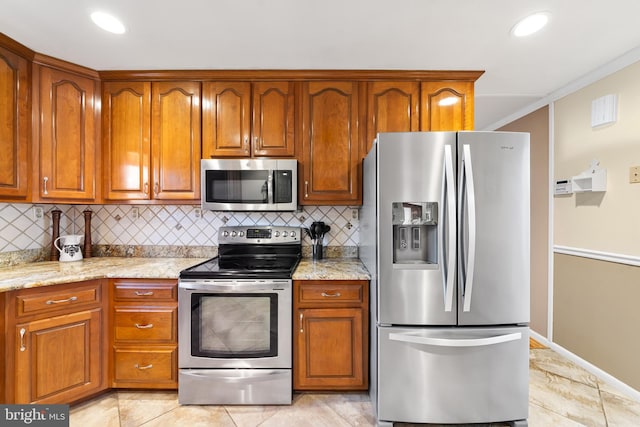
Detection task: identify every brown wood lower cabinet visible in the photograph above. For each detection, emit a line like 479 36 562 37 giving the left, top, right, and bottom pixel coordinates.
5 280 108 404
110 279 178 389
293 280 369 390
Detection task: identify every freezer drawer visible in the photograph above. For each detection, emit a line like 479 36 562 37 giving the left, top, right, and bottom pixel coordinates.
377 325 529 424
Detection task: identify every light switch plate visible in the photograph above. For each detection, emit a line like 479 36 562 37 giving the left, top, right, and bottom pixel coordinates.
630 166 640 183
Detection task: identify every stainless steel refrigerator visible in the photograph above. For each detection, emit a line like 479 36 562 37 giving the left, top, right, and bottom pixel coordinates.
360 131 530 426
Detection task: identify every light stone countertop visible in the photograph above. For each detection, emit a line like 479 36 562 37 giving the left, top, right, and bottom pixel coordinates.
292 258 370 281
0 256 370 293
0 257 208 293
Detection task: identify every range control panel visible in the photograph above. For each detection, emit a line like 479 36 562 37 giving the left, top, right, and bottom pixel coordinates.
219 226 301 244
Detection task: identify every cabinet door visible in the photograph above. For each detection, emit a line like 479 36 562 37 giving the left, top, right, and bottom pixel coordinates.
0 46 29 200
151 81 201 200
37 66 98 201
252 82 296 157
365 81 420 155
102 81 151 200
14 309 104 404
421 81 474 131
294 307 365 389
202 82 251 158
300 81 361 205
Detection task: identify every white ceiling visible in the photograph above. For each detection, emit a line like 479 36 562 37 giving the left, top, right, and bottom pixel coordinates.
3 0 640 129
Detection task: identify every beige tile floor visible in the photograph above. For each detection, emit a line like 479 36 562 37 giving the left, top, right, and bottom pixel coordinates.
70 349 640 426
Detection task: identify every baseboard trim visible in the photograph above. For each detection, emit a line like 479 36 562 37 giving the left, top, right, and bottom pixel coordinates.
529 330 640 402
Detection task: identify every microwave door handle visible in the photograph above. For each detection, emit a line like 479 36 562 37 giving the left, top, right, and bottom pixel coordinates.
267 172 274 204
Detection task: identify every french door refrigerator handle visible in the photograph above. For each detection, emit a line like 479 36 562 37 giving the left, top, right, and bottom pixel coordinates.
443 145 456 312
389 331 522 347
460 144 477 312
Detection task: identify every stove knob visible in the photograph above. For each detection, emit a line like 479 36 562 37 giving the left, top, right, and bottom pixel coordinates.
222 231 229 237
274 231 281 237
290 231 296 238
282 231 288 237
238 231 245 237
231 231 237 237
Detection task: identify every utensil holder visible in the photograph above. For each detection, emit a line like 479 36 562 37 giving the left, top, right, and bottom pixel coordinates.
312 242 323 260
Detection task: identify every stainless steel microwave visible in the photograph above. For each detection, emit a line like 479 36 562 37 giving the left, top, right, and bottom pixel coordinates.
201 159 298 211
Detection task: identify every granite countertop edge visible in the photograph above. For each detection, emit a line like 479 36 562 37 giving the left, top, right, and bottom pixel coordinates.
0 257 370 293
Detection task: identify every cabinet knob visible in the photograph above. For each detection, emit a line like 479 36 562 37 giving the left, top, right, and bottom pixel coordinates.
305 181 309 198
244 137 249 152
43 176 49 195
144 182 149 195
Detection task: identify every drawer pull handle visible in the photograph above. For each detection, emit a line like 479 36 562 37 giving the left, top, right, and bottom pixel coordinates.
135 363 153 370
135 323 154 329
321 292 341 298
19 328 26 352
134 291 154 296
46 296 78 305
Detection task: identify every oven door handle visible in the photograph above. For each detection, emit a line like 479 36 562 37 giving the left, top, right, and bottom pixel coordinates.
179 281 288 293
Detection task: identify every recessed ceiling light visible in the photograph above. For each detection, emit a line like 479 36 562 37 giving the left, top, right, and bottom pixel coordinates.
90 11 126 34
512 12 549 37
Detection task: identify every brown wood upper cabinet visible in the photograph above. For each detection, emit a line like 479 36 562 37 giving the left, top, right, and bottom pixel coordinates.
33 63 99 202
365 81 420 156
0 45 30 201
299 81 361 205
102 81 201 201
202 81 296 158
421 80 475 131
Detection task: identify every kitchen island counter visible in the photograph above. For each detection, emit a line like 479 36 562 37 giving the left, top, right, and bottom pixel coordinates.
0 257 208 293
293 258 370 281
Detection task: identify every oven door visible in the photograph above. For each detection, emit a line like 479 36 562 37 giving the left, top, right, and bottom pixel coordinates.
178 279 291 369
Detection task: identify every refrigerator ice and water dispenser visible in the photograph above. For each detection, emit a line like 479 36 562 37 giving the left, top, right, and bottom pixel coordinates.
391 202 438 265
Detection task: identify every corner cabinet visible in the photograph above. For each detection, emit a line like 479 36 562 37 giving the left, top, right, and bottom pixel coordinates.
102 81 201 202
5 280 108 404
109 279 178 389
32 60 100 202
0 45 30 201
202 81 296 158
293 280 369 390
299 81 362 205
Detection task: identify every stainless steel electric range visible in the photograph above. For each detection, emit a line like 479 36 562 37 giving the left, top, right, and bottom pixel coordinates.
178 225 301 405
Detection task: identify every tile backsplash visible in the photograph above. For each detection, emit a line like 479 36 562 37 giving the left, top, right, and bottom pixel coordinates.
0 202 359 256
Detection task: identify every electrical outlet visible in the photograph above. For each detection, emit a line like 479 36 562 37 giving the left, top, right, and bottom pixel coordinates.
630 166 640 183
131 207 139 220
194 208 202 219
351 209 359 220
32 206 44 221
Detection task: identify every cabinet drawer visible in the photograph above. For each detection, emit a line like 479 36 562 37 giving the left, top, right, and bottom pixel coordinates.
297 282 365 305
113 279 177 302
16 282 101 317
114 307 176 342
113 347 177 383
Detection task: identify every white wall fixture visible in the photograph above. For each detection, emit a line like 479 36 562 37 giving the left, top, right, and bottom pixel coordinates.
554 179 573 195
591 94 617 127
572 160 607 192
